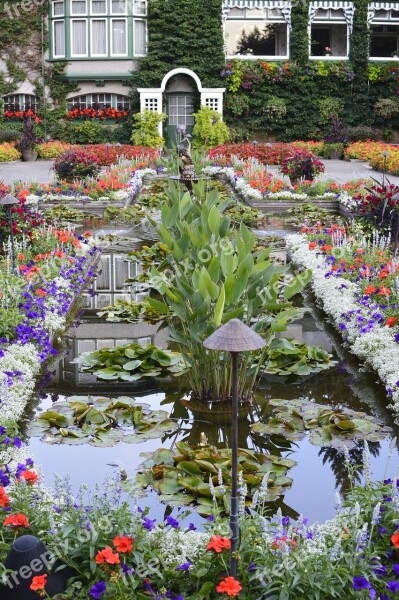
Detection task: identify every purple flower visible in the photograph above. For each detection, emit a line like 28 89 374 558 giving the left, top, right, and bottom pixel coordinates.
121 562 134 575
387 581 399 592
89 581 107 599
372 565 387 578
353 576 371 590
175 562 192 571
166 516 179 529
13 437 22 448
187 523 197 531
143 517 156 531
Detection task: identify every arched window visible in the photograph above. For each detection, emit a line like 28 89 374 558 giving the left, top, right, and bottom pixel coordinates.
67 93 130 111
3 94 40 112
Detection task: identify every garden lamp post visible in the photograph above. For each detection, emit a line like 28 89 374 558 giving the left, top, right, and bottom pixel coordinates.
0 194 20 274
203 319 265 577
382 151 390 188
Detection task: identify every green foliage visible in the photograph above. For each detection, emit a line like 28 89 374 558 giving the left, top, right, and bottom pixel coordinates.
262 337 336 376
136 441 296 512
131 110 166 147
224 203 263 227
192 106 229 148
97 298 172 324
374 98 399 120
67 121 106 145
73 342 186 382
146 182 311 401
132 0 225 89
252 397 390 449
0 129 22 143
290 0 309 64
28 395 177 447
318 97 344 125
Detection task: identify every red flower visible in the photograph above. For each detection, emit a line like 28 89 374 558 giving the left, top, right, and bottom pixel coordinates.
35 289 47 297
96 546 120 565
30 574 47 591
207 535 231 553
216 576 242 597
113 535 133 554
392 532 399 548
386 317 397 327
4 513 29 528
364 285 377 295
18 470 38 484
0 487 10 508
308 242 317 250
379 286 391 296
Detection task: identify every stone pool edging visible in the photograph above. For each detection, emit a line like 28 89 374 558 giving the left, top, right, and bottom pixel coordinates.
286 233 399 414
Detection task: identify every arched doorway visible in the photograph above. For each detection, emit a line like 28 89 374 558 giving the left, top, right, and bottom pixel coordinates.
137 68 225 146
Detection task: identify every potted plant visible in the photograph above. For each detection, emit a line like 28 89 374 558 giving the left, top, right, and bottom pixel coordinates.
323 46 332 56
17 117 42 161
279 150 325 186
323 117 348 159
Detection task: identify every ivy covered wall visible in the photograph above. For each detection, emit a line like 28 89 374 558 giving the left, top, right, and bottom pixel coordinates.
132 0 225 89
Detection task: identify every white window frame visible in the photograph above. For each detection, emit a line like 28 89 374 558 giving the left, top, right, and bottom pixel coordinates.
308 2 354 60
110 17 128 55
111 0 127 15
368 4 399 61
133 0 147 16
71 18 89 57
90 18 108 56
71 0 88 15
52 0 65 17
223 2 291 60
53 19 66 58
133 18 147 56
90 0 107 14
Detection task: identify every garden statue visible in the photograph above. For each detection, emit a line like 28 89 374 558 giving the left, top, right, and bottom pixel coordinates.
178 133 196 181
302 157 314 181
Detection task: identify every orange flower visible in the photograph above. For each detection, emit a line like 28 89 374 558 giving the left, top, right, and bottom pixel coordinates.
207 535 231 553
216 576 242 597
4 513 29 528
379 286 391 296
54 250 65 258
113 535 133 554
17 253 25 260
308 242 317 250
0 487 10 508
364 286 377 295
72 238 82 249
30 574 47 591
96 546 120 565
391 532 399 548
35 289 47 297
18 470 38 485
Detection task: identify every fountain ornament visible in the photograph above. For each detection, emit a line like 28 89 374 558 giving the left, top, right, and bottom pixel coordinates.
169 131 209 193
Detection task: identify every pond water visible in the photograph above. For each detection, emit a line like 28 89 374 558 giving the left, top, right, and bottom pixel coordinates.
20 180 399 527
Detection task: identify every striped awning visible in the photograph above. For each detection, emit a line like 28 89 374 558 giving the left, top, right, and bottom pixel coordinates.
309 1 355 31
222 0 292 26
368 2 399 22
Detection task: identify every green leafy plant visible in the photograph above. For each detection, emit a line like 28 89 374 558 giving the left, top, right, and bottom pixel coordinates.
44 205 85 225
192 106 229 149
252 398 390 450
131 110 166 147
28 395 177 447
103 204 145 225
97 298 172 324
261 337 336 377
68 120 106 144
73 343 186 382
135 441 296 513
146 183 312 401
224 203 263 227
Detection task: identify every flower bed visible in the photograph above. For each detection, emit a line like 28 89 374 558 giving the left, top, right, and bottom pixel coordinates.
35 142 159 165
0 142 21 162
286 228 399 413
344 141 399 176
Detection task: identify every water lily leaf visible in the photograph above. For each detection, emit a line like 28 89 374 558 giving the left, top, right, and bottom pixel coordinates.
156 479 183 495
95 368 121 380
194 460 218 475
123 359 142 371
89 430 123 447
118 372 143 382
39 411 68 427
179 461 204 476
333 418 355 430
158 493 194 506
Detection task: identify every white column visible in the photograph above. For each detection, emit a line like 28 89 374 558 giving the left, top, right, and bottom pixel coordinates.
137 88 163 135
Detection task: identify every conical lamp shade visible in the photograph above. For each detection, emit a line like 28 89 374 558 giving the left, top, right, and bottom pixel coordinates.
203 319 265 352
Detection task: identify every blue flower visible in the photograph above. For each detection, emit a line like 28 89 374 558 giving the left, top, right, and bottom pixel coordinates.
387 581 399 592
89 581 107 599
143 517 156 531
175 562 192 571
353 576 371 590
166 515 179 529
392 564 399 576
187 523 197 531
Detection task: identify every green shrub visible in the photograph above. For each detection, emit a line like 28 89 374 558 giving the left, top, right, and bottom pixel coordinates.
36 141 70 159
374 98 399 120
68 120 106 144
0 129 23 143
131 110 166 147
192 106 229 148
342 125 382 141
